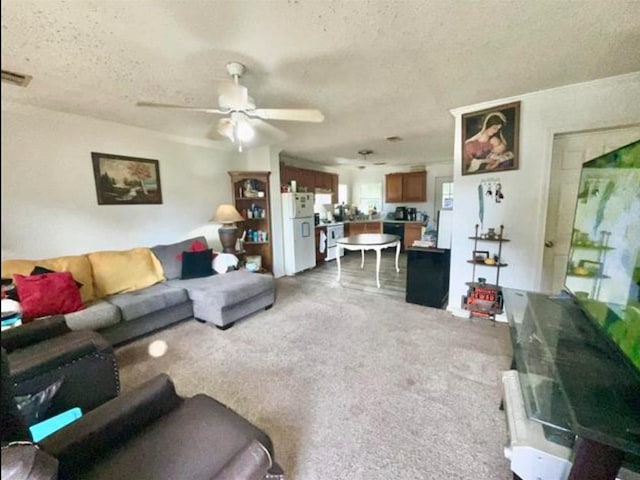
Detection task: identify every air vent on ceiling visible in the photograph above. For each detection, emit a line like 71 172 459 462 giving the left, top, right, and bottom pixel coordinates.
1 69 32 87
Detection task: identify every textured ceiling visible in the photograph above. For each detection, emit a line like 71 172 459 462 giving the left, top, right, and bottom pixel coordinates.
2 0 639 166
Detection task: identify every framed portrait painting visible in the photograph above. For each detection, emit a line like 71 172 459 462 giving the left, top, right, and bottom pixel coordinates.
91 152 163 205
461 101 520 176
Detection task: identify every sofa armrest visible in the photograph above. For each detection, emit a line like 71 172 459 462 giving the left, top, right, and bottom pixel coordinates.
1 316 71 354
40 374 182 474
1 443 59 480
211 439 273 480
8 331 111 384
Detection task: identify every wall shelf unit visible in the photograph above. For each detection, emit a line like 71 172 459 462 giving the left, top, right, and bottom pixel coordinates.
229 171 273 273
461 224 510 322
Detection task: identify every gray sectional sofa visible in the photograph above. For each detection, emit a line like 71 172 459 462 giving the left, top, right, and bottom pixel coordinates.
15 236 275 346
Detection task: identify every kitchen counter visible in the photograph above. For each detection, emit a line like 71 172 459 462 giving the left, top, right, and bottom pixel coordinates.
316 219 422 228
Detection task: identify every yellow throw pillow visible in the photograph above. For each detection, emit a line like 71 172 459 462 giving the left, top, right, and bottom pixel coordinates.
2 255 95 304
88 248 165 297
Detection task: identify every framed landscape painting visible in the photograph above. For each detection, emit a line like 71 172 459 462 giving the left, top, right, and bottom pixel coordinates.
92 152 163 205
461 101 520 176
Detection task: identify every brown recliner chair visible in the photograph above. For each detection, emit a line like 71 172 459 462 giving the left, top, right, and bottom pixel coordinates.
1 348 283 479
1 315 120 420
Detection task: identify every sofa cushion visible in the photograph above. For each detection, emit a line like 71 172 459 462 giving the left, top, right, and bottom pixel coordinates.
88 248 165 298
167 271 274 307
64 300 122 331
150 237 208 280
31 266 84 289
2 255 95 304
107 284 189 322
13 272 83 322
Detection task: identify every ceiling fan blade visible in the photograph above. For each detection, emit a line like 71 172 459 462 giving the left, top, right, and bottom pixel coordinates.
214 118 235 141
249 108 324 123
216 81 249 109
137 101 227 114
249 118 288 142
206 124 227 141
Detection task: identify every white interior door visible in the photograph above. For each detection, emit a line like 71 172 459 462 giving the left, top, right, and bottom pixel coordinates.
541 126 640 294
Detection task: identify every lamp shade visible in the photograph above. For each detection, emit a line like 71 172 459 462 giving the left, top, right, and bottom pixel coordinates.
211 204 244 224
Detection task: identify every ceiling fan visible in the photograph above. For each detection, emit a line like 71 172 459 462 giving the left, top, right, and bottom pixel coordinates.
137 62 324 151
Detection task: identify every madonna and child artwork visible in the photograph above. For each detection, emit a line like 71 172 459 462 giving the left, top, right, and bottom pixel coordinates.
461 101 520 175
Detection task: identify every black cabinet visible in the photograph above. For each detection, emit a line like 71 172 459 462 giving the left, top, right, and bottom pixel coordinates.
406 248 450 308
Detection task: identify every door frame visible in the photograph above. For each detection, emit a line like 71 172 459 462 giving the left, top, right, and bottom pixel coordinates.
536 122 640 290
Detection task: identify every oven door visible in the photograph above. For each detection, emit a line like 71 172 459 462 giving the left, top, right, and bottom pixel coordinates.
327 227 338 248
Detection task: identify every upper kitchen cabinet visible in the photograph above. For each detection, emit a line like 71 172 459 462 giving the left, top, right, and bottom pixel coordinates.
385 171 426 203
280 163 339 198
385 173 404 203
299 169 316 192
315 171 332 191
402 171 427 202
280 164 296 187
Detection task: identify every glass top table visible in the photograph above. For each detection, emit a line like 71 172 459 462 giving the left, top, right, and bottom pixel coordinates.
503 288 640 456
336 234 401 288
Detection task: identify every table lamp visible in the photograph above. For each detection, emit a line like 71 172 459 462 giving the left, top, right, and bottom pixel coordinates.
211 204 244 253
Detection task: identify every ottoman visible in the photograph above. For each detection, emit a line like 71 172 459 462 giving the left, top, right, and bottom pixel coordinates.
167 271 275 329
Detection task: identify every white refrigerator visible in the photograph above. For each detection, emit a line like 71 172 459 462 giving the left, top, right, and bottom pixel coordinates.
282 192 316 275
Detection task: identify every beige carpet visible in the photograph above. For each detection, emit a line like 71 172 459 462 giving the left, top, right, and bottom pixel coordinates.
116 276 513 479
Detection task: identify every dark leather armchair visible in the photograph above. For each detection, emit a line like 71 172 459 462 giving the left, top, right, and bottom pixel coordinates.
2 348 282 479
1 315 120 419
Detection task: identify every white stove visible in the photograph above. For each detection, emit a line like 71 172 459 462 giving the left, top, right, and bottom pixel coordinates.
326 223 344 261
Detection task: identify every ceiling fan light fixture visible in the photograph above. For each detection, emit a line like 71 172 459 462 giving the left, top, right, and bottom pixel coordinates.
236 120 255 142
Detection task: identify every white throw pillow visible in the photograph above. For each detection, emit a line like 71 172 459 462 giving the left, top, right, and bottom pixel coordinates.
213 253 239 274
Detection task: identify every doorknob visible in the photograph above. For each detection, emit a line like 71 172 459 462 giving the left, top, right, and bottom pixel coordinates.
545 240 554 248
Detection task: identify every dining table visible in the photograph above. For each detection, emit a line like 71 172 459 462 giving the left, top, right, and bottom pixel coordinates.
336 233 401 288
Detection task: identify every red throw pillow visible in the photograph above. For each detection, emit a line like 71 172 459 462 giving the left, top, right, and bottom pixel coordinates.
13 272 83 322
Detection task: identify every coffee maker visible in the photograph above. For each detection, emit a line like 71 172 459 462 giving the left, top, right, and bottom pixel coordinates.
407 208 417 221
394 206 407 220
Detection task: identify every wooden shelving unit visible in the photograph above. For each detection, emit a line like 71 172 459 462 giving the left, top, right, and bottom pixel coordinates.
565 230 613 300
462 224 510 322
229 171 273 273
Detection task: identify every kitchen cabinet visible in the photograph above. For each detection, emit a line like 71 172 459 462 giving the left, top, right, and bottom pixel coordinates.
298 169 315 192
348 221 381 235
385 171 427 203
404 223 422 249
280 163 339 197
280 165 297 187
315 171 332 191
402 172 427 202
385 174 403 203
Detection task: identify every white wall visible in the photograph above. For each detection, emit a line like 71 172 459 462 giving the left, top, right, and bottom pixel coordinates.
447 72 640 318
243 145 285 278
1 102 239 259
347 162 453 221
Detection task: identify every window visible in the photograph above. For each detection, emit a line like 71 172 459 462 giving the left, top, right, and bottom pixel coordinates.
338 184 348 204
441 182 454 209
359 182 382 213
